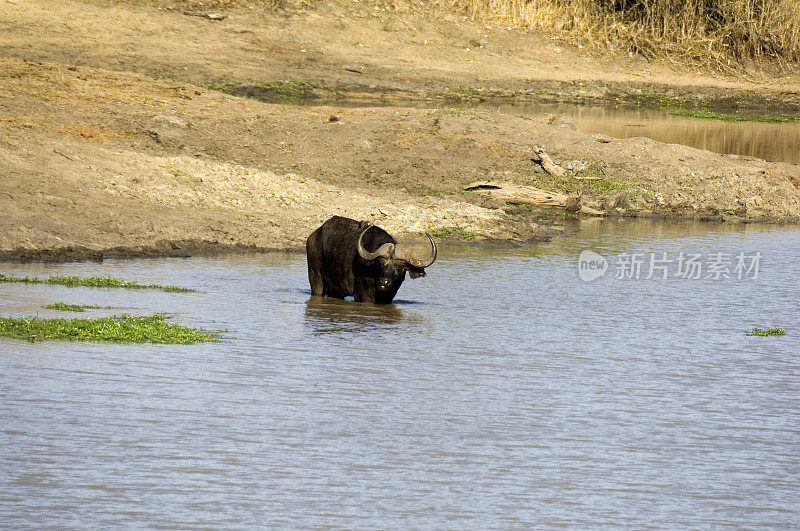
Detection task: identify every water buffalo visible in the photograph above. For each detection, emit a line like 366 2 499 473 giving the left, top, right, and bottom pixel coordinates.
306 216 437 304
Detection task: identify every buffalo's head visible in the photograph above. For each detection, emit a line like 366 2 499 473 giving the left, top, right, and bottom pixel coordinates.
357 227 437 300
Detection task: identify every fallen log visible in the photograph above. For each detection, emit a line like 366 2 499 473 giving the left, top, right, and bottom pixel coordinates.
464 181 605 216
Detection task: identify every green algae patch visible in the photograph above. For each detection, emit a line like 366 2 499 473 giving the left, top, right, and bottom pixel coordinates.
0 314 223 344
44 302 102 312
673 111 800 124
0 274 195 293
746 326 786 336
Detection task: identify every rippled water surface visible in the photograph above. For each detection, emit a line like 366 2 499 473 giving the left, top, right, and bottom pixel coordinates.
2 221 799 527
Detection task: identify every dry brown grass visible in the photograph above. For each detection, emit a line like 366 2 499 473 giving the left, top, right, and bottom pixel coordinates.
128 0 799 70
442 0 800 70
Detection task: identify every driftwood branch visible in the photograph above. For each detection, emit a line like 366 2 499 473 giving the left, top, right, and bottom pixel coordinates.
464 181 605 216
532 145 566 176
183 11 227 20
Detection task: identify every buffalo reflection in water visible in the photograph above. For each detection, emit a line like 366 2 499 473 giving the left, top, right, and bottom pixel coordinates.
304 296 409 334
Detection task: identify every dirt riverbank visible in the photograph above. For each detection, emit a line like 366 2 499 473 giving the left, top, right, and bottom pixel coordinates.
1 0 799 261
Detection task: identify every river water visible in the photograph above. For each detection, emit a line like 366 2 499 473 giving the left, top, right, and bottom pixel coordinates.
486 102 800 165
1 220 799 527
333 98 800 164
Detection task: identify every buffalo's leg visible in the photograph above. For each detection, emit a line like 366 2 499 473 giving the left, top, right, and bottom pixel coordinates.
306 230 325 296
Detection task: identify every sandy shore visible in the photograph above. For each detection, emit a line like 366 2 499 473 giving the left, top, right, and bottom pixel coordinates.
1 0 799 260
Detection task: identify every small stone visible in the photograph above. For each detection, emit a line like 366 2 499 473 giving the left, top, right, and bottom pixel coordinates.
152 115 189 127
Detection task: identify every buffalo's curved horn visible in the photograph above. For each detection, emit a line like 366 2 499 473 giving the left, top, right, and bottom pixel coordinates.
395 233 437 268
357 226 395 261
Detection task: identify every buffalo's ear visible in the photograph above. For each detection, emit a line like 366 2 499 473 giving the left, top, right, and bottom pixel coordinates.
409 269 426 279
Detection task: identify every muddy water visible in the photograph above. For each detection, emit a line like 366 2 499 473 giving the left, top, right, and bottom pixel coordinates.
2 221 799 527
489 103 800 165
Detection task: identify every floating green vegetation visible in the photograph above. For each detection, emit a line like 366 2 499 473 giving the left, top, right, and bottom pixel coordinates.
0 274 195 293
746 326 786 336
673 110 800 124
0 314 223 344
44 302 104 312
429 226 478 240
